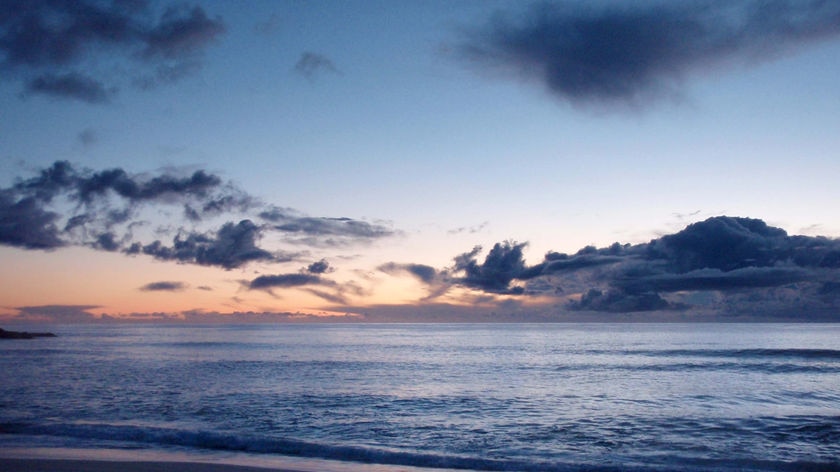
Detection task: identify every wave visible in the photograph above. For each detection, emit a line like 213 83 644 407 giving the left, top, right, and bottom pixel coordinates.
643 348 840 360
2 421 838 472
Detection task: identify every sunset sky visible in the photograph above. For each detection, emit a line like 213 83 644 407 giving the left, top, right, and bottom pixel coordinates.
2 0 840 322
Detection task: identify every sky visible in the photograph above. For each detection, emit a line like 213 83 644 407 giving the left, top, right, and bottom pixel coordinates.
2 0 840 323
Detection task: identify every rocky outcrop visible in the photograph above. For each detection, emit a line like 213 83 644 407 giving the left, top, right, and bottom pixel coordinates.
0 328 57 339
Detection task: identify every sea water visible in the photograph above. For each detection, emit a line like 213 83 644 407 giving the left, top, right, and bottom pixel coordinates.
1 323 839 471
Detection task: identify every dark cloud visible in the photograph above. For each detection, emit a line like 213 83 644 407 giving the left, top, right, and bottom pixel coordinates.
14 305 101 322
385 216 840 317
0 1 224 103
140 6 225 60
571 288 672 313
457 1 840 108
616 267 810 294
135 220 282 270
24 72 114 103
294 51 340 81
0 191 65 249
648 216 790 272
92 232 120 252
140 281 188 292
260 207 396 245
1 161 393 270
306 259 331 274
378 262 438 284
249 273 327 290
452 241 534 294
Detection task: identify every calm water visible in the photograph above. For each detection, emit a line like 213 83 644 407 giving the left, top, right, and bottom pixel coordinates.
1 323 839 471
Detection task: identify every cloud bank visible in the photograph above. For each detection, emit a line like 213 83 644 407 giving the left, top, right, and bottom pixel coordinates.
382 216 840 319
0 161 396 269
457 0 840 108
0 1 225 103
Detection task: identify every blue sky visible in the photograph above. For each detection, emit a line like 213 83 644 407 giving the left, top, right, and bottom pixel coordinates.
2 0 840 322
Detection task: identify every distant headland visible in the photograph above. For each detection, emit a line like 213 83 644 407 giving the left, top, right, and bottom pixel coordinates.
0 328 56 339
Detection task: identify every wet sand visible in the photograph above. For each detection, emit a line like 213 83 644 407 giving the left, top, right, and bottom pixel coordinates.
0 458 297 472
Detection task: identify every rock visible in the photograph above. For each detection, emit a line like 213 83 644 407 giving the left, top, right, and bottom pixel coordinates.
0 328 57 339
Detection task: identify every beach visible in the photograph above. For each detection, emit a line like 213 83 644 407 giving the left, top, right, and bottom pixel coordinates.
0 458 289 472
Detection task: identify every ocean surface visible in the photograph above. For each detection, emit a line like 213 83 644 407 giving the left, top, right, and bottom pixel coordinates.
1 323 839 472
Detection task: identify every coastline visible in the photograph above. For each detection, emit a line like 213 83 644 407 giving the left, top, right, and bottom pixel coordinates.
0 447 456 472
0 458 291 472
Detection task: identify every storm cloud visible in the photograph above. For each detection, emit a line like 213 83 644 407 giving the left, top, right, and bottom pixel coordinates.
0 0 225 102
458 0 840 108
0 161 397 269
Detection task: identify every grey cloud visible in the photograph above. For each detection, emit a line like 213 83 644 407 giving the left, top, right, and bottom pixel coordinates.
25 72 114 103
616 267 810 294
254 14 282 36
136 220 281 270
261 207 396 245
78 128 98 147
572 288 672 313
379 262 438 284
140 281 188 292
0 1 224 103
92 232 120 252
0 192 64 249
77 168 221 203
294 51 340 81
307 259 331 274
458 1 840 108
648 216 789 272
1 161 394 269
249 273 327 290
452 241 534 294
14 305 101 322
398 216 840 317
140 6 225 60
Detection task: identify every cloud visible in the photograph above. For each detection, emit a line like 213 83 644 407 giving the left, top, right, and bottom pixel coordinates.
306 259 332 274
249 273 328 290
78 128 98 147
246 271 367 305
254 14 283 36
260 206 396 245
139 281 188 292
13 305 101 322
294 51 340 81
385 216 840 317
132 220 283 270
0 161 395 269
0 1 224 103
24 72 115 103
451 241 537 294
378 262 438 284
0 191 65 250
457 1 840 108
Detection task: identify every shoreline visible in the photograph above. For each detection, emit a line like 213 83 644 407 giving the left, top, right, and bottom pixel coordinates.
0 458 293 472
0 447 458 472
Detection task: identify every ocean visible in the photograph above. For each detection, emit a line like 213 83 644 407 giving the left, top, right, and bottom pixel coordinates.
1 323 839 471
